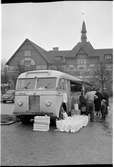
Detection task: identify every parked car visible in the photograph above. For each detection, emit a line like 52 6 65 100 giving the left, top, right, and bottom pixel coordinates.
2 90 15 103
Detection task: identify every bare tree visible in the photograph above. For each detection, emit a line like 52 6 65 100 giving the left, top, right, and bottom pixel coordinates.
1 63 9 84
91 61 112 92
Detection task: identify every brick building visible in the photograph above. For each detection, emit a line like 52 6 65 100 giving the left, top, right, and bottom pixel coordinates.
6 21 113 92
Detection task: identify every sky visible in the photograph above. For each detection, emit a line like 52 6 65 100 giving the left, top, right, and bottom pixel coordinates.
1 1 113 63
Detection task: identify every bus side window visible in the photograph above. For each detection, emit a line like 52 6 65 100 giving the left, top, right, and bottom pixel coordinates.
58 79 66 90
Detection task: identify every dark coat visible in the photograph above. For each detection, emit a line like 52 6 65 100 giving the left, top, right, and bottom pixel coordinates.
79 95 86 109
94 91 103 111
102 91 109 106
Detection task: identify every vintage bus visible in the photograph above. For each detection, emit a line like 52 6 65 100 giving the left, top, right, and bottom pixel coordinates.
13 70 90 123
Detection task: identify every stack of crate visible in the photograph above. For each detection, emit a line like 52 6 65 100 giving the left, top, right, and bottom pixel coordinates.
33 115 50 131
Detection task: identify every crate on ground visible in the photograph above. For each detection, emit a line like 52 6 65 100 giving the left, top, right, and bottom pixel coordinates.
33 123 49 131
34 115 50 124
33 115 50 131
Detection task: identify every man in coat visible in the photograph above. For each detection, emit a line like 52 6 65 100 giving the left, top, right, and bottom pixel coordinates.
102 88 109 115
85 89 96 122
94 88 103 117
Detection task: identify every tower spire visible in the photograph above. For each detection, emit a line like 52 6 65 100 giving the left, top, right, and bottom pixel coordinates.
81 21 87 42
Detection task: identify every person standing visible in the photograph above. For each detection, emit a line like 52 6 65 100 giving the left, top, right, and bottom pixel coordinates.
94 88 103 117
102 88 109 116
85 89 96 122
79 91 87 115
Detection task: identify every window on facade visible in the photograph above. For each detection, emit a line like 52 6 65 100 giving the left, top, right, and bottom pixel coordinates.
77 54 85 58
24 60 31 66
105 54 112 60
24 50 31 57
89 64 95 67
68 65 76 71
105 65 112 71
21 58 35 67
77 59 87 65
77 65 86 70
55 56 61 61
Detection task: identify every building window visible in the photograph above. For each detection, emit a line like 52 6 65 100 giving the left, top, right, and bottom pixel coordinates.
24 50 31 57
24 60 31 66
77 59 87 65
77 65 86 70
20 58 35 67
105 65 112 71
55 56 61 61
105 54 112 60
89 64 95 67
68 65 76 71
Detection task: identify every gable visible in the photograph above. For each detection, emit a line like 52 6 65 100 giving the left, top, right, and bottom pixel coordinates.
76 47 88 56
6 39 48 66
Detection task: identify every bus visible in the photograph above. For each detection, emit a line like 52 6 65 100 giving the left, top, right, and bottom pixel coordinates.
13 70 90 123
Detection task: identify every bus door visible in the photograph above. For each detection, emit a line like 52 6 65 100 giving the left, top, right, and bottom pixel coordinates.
58 78 71 113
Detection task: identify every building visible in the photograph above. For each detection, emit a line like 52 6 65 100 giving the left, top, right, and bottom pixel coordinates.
6 21 113 93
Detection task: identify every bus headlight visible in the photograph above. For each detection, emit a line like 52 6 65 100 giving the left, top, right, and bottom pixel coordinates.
45 101 52 107
17 101 23 106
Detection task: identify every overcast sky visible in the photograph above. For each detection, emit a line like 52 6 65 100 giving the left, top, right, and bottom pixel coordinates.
1 1 113 63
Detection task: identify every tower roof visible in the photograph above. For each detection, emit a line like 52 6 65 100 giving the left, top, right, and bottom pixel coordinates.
81 21 87 43
81 21 87 33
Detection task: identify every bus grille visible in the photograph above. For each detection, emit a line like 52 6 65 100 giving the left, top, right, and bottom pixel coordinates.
29 95 40 112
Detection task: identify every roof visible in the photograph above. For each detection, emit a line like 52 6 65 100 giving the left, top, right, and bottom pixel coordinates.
94 49 113 55
48 50 70 57
65 41 95 58
65 42 113 58
47 50 70 65
28 39 52 64
6 38 113 66
6 39 52 65
81 21 87 33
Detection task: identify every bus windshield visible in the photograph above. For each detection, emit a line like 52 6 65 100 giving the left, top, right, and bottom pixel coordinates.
36 78 56 90
16 78 36 90
16 77 57 90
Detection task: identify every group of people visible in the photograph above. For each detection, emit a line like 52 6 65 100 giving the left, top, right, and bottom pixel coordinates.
78 88 109 121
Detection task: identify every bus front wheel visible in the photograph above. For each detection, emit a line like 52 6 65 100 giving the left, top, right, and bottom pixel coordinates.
17 116 30 124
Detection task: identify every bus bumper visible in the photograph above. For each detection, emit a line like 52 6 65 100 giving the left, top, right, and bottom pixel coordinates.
13 111 56 117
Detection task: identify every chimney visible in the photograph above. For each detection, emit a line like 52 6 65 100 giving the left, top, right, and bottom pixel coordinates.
53 47 59 51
